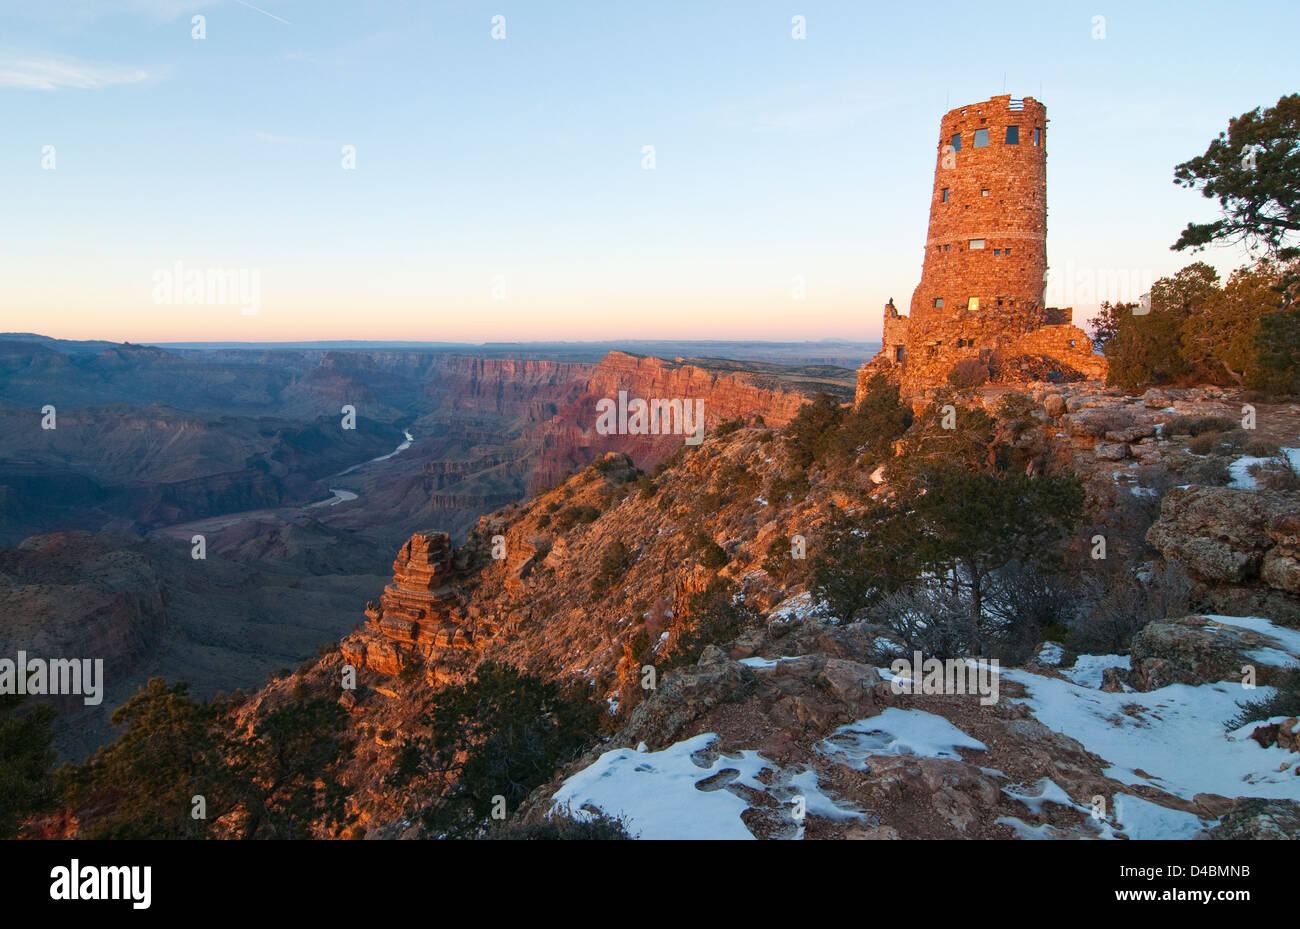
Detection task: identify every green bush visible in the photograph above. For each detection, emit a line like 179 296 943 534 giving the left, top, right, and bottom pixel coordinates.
767 468 810 504
1184 455 1232 486
417 663 603 838
0 696 56 838
667 579 755 664
762 536 793 581
698 540 728 569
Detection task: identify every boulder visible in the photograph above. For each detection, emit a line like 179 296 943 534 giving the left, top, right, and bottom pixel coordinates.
1145 487 1287 584
818 658 882 714
1127 615 1298 691
621 646 756 748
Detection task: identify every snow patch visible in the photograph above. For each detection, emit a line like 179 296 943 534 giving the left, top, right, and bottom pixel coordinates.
816 708 987 768
1035 642 1065 666
550 733 862 839
1061 654 1129 690
550 733 769 840
1113 793 1212 840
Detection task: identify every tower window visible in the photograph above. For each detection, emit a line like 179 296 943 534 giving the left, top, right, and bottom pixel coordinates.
1006 125 1019 144
941 187 949 202
981 188 989 197
993 248 1001 255
1033 127 1042 146
951 133 962 151
1005 248 1012 255
969 239 985 249
895 346 905 361
933 298 944 308
968 297 980 311
973 128 989 148
944 244 950 251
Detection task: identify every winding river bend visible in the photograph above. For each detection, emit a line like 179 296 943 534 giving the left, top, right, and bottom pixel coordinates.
153 430 414 538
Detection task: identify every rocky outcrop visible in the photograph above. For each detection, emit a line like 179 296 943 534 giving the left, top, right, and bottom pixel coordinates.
340 531 490 683
1200 799 1300 840
1124 615 1298 691
1147 487 1300 591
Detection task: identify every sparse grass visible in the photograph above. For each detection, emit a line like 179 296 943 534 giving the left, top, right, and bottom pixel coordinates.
1247 451 1300 490
1165 414 1237 437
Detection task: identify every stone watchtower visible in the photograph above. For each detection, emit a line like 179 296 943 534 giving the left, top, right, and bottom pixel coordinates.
910 95 1048 329
858 94 1105 401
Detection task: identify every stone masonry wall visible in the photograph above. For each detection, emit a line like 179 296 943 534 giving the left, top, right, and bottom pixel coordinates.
909 94 1048 329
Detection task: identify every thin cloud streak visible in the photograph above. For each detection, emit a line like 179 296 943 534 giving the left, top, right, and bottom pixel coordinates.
0 56 151 90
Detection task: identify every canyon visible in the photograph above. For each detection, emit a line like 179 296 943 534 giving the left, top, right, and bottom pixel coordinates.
0 335 851 757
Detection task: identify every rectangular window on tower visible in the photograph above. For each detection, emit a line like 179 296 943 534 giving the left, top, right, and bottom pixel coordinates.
969 239 985 249
933 298 944 308
1006 125 1019 144
941 188 949 202
1033 127 1042 146
973 128 989 147
951 133 962 151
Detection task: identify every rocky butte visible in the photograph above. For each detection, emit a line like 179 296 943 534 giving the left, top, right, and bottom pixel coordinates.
858 95 1106 401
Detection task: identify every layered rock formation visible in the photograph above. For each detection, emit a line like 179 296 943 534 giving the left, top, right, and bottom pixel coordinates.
341 531 490 684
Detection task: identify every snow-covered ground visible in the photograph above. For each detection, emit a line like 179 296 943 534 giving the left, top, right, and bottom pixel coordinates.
1003 665 1298 801
550 618 1299 839
766 592 832 623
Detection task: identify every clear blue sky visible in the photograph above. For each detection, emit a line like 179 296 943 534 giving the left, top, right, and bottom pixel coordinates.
0 0 1294 342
